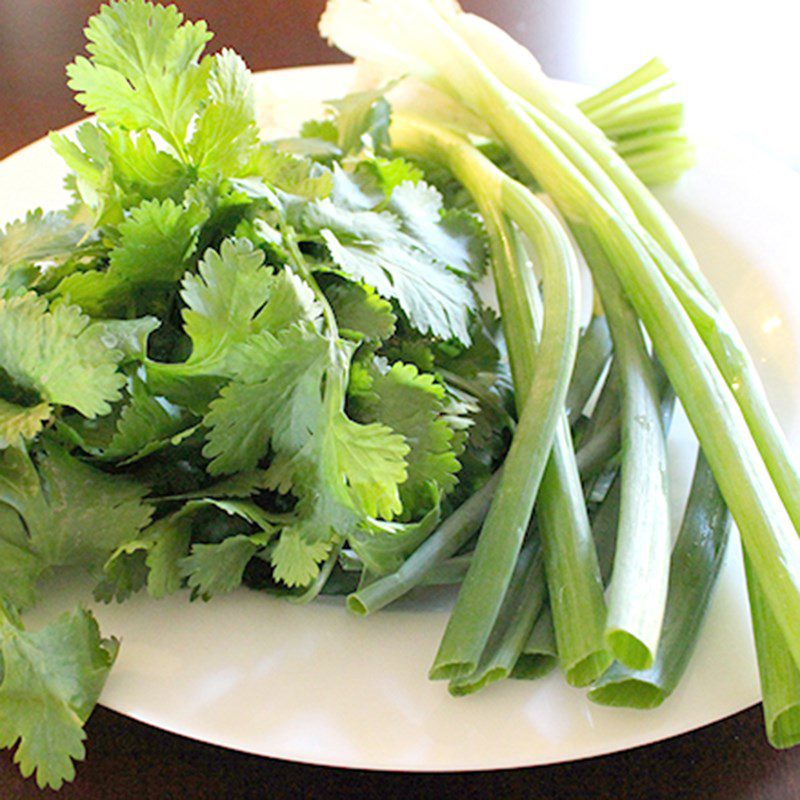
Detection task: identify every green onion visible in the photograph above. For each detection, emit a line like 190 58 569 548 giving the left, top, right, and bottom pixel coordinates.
576 226 670 671
448 539 546 695
745 560 800 748
392 115 608 685
566 315 612 424
590 450 731 707
510 606 558 680
386 121 581 681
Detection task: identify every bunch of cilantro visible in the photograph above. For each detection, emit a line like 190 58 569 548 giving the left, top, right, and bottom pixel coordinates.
0 0 511 788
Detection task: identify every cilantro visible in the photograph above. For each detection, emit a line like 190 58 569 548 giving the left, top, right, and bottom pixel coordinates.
203 322 333 473
320 223 474 343
269 530 334 588
0 210 90 278
0 443 153 571
327 86 392 154
0 505 44 610
67 0 213 157
189 49 259 178
355 361 460 516
0 293 124 423
181 532 270 600
0 401 52 451
0 1 501 788
180 239 317 372
0 603 117 790
55 198 207 315
326 280 396 341
103 127 191 203
388 182 486 279
73 374 196 463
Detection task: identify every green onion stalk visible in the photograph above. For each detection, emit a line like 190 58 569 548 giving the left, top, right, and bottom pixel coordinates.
391 114 609 686
387 115 584 682
320 0 800 705
590 450 731 708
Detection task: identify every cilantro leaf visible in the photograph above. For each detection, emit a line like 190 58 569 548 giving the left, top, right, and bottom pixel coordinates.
148 239 320 394
55 198 207 315
269 529 333 588
0 293 124 420
49 124 122 226
326 413 408 519
266 411 409 537
327 87 392 154
325 279 396 341
93 540 149 603
179 239 276 371
0 505 45 609
287 196 474 343
330 158 423 210
93 316 160 363
66 0 213 155
102 127 190 202
180 532 270 600
0 210 90 276
189 49 259 178
0 443 153 571
108 388 194 463
0 401 52 450
244 146 334 200
356 361 460 515
0 604 117 790
203 322 332 474
388 181 486 278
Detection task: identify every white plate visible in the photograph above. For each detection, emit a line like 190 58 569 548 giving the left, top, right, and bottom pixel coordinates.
11 64 800 770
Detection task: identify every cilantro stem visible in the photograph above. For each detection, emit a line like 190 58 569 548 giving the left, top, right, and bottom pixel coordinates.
282 226 340 338
346 470 500 615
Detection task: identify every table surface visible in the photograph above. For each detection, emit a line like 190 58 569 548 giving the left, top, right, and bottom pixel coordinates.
0 1 798 798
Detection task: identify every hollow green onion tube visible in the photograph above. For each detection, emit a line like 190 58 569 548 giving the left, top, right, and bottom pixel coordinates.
467 90 800 673
576 225 670 671
511 606 558 681
387 122 581 681
745 557 800 748
448 539 546 695
484 203 609 686
449 8 800 558
392 115 607 685
566 315 612 424
589 450 731 708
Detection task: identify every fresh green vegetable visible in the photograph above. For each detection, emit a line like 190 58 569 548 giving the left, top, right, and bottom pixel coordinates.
577 226 670 671
2 0 796 788
391 115 610 687
0 1 503 786
589 450 731 708
321 0 800 750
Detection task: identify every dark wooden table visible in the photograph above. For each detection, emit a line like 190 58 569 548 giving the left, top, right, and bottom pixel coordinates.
0 2 797 797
